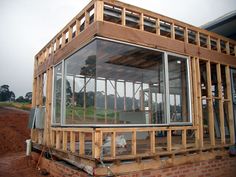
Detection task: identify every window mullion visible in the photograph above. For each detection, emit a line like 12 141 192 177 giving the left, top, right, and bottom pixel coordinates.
61 60 65 125
164 52 170 124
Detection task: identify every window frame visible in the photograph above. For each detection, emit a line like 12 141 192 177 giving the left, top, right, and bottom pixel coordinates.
51 37 192 127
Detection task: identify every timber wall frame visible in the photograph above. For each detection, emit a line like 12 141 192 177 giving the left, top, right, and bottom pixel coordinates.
31 0 236 176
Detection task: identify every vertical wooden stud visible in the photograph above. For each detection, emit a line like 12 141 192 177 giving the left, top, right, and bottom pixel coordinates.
167 130 172 151
184 27 188 43
76 19 81 36
111 132 116 158
140 13 144 31
216 64 225 144
122 8 126 26
70 131 75 153
132 130 137 155
196 32 200 46
217 39 221 52
226 41 230 55
156 18 160 35
196 58 203 148
79 132 85 155
207 35 211 50
63 131 68 151
150 131 155 153
206 61 215 146
182 128 187 149
225 66 235 144
56 131 61 149
94 0 104 21
171 23 175 39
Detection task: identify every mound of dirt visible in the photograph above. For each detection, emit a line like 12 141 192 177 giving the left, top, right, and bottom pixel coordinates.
0 152 42 177
0 106 47 177
0 107 30 155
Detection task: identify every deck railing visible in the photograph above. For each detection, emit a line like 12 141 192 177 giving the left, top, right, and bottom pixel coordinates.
47 126 198 160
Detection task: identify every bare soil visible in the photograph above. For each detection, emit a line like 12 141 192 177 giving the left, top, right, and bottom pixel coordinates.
0 106 43 177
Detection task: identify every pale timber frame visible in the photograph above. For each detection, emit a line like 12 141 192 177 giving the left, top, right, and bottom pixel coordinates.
31 0 236 176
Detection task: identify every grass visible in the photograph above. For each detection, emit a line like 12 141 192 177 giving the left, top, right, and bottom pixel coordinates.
0 102 31 111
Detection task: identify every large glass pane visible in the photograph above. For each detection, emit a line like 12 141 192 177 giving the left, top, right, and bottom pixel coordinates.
96 39 165 124
53 63 62 124
64 41 96 124
168 55 189 122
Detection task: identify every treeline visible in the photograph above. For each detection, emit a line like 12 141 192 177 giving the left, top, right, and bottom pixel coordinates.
0 85 32 103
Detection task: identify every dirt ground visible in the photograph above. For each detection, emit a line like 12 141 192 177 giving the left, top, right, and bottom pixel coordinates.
0 106 44 177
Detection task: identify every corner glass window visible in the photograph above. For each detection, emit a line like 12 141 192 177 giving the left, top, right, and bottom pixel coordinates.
52 38 191 125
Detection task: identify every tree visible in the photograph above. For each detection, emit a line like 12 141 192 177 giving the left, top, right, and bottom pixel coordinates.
16 96 25 103
0 85 15 102
25 92 32 102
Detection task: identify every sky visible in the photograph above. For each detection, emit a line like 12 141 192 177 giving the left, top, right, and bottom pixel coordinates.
0 0 235 98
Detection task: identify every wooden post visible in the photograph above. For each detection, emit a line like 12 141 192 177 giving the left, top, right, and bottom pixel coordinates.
196 58 203 148
85 11 90 29
217 39 221 52
226 42 230 55
206 61 215 146
76 19 81 36
150 131 155 153
62 32 66 47
196 32 200 46
225 66 235 144
94 0 104 22
167 130 172 151
207 35 211 50
234 45 236 57
111 132 116 157
63 131 68 151
140 13 144 31
132 130 137 155
122 8 126 26
51 130 55 147
70 131 75 153
182 128 187 149
56 37 60 50
184 27 188 43
56 131 61 149
171 23 175 39
216 64 225 144
93 130 101 158
156 18 160 35
192 57 198 127
79 132 85 155
68 26 73 42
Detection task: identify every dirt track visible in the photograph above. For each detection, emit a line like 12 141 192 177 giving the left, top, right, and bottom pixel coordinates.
0 106 43 177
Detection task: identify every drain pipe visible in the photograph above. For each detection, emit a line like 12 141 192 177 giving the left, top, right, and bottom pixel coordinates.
26 139 32 156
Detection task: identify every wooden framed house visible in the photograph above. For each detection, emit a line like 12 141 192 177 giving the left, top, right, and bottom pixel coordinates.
31 0 236 176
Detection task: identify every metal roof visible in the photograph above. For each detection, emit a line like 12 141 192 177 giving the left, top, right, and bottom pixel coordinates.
201 10 236 40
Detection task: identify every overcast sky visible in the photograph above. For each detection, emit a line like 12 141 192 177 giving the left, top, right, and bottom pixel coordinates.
0 0 235 97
